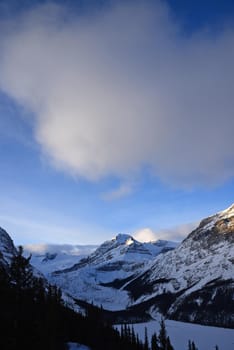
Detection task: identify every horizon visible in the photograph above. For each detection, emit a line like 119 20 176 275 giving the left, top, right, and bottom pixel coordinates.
8 201 234 252
0 0 234 246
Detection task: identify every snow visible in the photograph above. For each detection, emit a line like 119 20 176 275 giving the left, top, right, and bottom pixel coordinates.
218 203 234 219
27 212 233 314
38 235 177 310
129 216 234 309
51 266 131 310
114 233 134 245
117 319 234 350
201 202 234 232
25 244 98 275
29 252 86 274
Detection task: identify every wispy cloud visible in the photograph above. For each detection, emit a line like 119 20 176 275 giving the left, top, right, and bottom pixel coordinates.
24 243 97 255
0 0 234 188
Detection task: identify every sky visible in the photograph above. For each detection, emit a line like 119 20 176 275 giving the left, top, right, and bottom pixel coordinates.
0 0 234 246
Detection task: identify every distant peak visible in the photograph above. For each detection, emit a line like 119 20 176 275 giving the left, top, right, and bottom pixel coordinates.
114 233 134 245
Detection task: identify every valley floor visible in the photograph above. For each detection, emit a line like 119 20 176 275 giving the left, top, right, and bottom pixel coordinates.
117 319 234 350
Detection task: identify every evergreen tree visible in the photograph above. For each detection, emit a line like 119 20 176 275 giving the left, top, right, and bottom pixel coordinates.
127 324 132 342
0 245 181 350
144 326 149 350
151 332 160 350
188 340 198 350
166 336 174 350
131 325 137 346
120 324 124 338
9 245 33 292
191 340 197 350
0 261 9 292
158 318 174 350
158 318 167 350
136 333 141 349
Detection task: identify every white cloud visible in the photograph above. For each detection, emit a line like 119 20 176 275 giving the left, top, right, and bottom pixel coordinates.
134 228 157 243
134 221 198 242
23 243 97 255
0 1 234 187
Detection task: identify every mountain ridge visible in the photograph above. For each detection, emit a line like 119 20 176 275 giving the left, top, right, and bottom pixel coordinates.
48 233 177 310
122 204 234 327
0 203 233 328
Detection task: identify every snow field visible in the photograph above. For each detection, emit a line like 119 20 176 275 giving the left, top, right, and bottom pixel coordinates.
117 319 234 350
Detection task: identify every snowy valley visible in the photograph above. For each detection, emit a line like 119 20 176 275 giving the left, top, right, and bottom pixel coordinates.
24 204 234 328
0 204 234 349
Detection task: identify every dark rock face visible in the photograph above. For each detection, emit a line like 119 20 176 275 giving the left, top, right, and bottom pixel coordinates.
0 227 17 265
187 204 234 245
169 279 234 328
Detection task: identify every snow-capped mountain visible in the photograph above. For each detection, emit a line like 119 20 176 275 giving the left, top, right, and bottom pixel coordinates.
0 203 233 328
25 244 98 274
123 204 234 327
45 205 234 327
48 234 177 310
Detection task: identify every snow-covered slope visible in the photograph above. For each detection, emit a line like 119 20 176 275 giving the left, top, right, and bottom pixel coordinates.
124 319 234 350
29 252 86 275
124 204 234 327
41 204 234 327
46 205 233 327
25 244 98 274
48 234 177 310
2 204 233 328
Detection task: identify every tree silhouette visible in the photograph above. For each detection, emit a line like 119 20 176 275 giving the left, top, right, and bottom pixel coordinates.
151 332 160 350
9 246 33 292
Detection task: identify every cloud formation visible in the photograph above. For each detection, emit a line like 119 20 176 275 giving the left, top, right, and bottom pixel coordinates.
24 243 97 256
134 221 198 242
0 1 234 187
133 228 157 243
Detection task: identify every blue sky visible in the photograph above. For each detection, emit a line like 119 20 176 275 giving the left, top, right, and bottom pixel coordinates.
0 0 234 245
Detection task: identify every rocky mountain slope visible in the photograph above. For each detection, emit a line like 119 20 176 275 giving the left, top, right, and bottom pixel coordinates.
0 227 17 265
123 204 234 327
0 203 233 328
47 205 234 327
48 234 177 310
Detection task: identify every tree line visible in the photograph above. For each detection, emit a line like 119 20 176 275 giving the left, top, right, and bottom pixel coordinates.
0 246 219 350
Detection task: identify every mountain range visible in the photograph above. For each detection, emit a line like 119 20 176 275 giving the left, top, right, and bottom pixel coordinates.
0 204 233 328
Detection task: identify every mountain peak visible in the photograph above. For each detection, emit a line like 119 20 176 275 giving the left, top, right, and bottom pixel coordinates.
113 233 134 245
185 203 234 245
218 203 234 218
